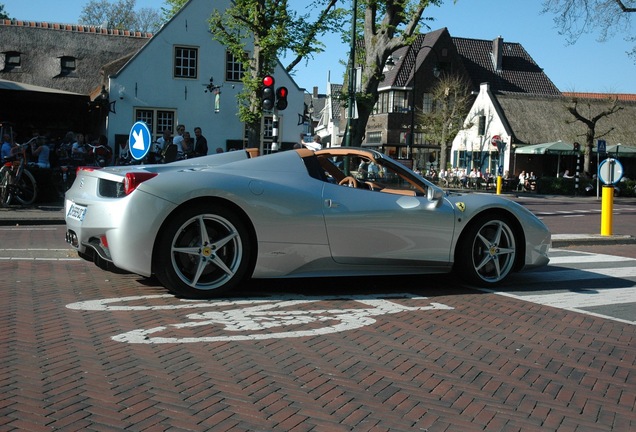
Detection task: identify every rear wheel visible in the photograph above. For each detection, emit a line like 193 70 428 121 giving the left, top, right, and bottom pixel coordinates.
154 204 253 298
14 169 37 205
455 214 517 286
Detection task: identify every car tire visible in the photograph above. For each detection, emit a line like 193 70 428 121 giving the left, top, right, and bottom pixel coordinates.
454 214 517 286
155 204 253 298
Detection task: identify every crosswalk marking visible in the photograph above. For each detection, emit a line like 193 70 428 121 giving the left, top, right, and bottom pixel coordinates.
511 288 636 308
481 250 636 325
548 254 634 264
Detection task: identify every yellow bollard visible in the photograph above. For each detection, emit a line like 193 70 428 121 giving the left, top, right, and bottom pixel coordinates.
496 175 502 195
600 185 614 236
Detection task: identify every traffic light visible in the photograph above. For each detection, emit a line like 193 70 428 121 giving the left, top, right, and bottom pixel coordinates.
573 142 580 152
262 75 275 110
275 86 288 110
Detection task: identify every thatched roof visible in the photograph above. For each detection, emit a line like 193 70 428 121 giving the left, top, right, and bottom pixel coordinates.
0 20 150 96
497 94 636 146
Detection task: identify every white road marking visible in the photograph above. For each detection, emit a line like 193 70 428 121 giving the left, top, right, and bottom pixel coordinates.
67 294 455 344
483 251 636 325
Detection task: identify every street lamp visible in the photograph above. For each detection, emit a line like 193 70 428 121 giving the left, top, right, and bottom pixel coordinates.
387 44 440 160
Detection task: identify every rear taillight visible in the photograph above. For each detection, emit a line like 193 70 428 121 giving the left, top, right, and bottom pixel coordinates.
124 172 158 195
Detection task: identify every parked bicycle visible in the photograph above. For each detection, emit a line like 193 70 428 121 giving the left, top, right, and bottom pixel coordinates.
0 136 39 206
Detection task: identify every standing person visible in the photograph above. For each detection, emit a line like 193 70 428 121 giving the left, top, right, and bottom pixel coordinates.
518 170 527 190
1 133 18 161
173 124 185 157
31 135 51 168
193 127 208 157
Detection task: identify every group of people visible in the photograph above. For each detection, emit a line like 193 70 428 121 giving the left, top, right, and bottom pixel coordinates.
517 170 537 191
1 130 111 169
155 125 209 160
433 167 495 189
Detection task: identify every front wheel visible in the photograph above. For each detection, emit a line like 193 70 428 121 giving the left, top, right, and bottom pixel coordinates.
154 204 254 298
454 214 518 286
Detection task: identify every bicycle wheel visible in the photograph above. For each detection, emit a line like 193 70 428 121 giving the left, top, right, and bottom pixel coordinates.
0 165 13 206
14 169 38 205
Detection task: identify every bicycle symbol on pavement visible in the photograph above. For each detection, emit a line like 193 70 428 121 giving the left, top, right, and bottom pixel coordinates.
66 293 454 344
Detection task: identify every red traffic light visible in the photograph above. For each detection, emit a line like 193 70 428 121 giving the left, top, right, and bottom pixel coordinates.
262 75 275 110
263 75 274 87
275 86 288 110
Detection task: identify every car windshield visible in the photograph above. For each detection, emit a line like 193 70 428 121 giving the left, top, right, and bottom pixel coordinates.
315 151 428 196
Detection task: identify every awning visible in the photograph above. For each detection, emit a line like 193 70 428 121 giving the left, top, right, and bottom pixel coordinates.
0 78 84 95
593 144 636 157
515 141 577 155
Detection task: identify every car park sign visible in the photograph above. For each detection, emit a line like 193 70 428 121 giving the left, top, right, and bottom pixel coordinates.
129 121 152 160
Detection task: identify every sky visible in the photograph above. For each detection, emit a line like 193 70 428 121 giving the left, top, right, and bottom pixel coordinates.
3 0 635 94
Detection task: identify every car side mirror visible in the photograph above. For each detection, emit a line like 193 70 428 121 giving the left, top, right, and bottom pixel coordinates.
427 186 444 203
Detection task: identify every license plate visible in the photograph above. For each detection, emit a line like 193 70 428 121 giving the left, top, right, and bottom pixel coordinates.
67 204 87 222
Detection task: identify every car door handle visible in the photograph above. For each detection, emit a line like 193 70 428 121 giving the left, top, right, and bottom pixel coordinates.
324 199 339 208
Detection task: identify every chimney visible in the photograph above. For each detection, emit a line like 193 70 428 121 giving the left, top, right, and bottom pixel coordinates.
313 86 318 98
492 36 503 72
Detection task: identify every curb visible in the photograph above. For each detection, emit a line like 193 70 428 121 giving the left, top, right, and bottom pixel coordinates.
551 234 636 247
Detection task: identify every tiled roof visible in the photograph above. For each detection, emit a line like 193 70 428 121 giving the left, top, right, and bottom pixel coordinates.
384 29 445 87
0 19 153 38
382 30 446 88
563 92 636 102
379 29 561 97
452 36 561 96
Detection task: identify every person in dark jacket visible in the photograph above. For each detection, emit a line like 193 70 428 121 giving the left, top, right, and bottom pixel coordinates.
193 127 209 157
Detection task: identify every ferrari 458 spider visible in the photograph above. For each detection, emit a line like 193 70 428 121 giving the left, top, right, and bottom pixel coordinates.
64 147 550 298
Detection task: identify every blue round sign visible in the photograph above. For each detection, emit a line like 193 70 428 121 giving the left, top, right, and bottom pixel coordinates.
129 121 152 161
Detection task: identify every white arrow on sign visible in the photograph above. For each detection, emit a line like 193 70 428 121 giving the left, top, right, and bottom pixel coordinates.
132 129 145 150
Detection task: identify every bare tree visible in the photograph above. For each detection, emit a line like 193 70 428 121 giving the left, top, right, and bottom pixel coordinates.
565 95 623 176
417 73 472 172
80 0 136 29
542 0 636 60
80 0 162 33
132 8 163 33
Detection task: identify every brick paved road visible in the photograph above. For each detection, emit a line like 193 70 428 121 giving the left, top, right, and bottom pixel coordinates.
1 227 635 431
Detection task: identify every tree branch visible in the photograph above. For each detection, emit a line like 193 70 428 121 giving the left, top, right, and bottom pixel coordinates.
614 0 636 13
284 0 339 72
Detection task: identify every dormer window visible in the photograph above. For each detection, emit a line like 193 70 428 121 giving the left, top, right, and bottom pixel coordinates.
3 51 21 71
60 56 77 76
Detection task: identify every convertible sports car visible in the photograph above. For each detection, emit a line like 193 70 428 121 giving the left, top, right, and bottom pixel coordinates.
64 147 550 299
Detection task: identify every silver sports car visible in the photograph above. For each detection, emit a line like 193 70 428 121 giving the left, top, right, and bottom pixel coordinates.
64 147 550 299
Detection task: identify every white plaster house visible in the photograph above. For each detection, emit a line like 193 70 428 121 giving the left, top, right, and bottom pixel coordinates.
107 0 305 155
312 79 343 148
452 83 513 176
